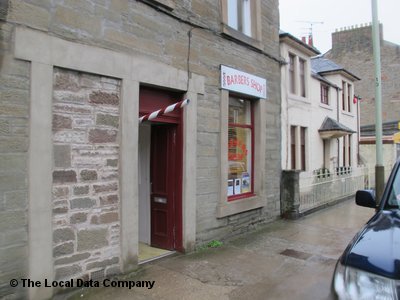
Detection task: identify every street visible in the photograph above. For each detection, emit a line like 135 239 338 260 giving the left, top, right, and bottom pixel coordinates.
63 199 373 300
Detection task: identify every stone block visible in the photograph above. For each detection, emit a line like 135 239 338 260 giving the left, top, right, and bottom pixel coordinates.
53 91 87 104
53 206 68 215
86 257 119 270
89 91 119 106
70 197 96 209
4 190 27 210
54 6 101 37
0 103 28 118
55 252 90 266
0 137 28 153
80 170 97 181
54 144 71 168
55 264 82 280
106 159 118 167
53 228 75 243
53 241 74 257
88 129 117 143
53 170 77 183
93 182 118 193
70 212 87 224
99 212 118 224
53 69 80 91
73 185 89 195
8 0 50 31
99 194 118 206
53 114 73 131
77 228 108 251
96 113 119 128
52 186 69 199
0 119 10 135
53 103 91 114
0 173 27 191
0 154 26 172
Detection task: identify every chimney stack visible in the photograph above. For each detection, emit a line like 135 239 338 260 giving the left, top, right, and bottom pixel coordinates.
308 35 313 47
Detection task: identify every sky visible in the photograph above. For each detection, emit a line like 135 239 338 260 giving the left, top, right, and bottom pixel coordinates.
279 0 400 54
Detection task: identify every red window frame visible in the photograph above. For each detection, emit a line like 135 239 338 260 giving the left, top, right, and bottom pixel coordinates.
228 97 255 201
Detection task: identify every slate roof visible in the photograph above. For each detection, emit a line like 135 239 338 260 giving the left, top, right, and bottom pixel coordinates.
319 117 356 133
311 57 360 80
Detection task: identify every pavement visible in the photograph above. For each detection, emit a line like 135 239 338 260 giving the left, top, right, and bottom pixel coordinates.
62 199 374 300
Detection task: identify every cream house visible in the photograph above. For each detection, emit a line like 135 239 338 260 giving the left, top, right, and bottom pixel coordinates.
280 32 363 216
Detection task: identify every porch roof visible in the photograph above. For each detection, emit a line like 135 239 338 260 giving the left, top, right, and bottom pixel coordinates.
318 117 356 139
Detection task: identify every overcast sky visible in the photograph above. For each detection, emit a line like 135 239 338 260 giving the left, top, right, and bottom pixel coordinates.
279 0 400 54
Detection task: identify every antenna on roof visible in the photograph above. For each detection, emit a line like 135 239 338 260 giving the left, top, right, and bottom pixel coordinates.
296 21 324 46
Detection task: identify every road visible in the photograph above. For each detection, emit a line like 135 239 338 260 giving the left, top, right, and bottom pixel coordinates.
62 199 374 300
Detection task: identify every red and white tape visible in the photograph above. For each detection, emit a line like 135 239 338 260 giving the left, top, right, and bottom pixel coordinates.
139 99 190 123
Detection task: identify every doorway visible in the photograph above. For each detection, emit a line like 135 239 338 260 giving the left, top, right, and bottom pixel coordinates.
138 87 183 261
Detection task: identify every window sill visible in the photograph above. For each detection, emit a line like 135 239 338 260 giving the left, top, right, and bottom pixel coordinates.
228 192 255 202
288 94 311 104
319 103 333 110
341 110 355 117
222 24 263 51
217 194 264 218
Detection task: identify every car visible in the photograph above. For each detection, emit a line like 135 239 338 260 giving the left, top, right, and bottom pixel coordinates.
331 159 400 299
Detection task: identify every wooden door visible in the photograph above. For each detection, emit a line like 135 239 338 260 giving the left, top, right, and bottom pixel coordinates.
150 124 176 250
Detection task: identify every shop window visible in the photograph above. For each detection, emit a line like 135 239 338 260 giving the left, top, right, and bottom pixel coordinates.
227 97 253 200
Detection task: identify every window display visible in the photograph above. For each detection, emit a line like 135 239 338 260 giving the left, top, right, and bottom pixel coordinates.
228 97 253 199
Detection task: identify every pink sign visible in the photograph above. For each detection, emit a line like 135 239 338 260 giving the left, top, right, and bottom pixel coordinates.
221 65 267 99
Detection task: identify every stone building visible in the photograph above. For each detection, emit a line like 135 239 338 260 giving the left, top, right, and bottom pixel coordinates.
325 24 400 171
324 23 400 126
0 1 282 299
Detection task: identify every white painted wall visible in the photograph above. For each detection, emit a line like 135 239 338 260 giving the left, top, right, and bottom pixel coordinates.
280 39 359 176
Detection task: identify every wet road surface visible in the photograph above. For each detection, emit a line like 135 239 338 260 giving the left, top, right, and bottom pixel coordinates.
61 199 373 300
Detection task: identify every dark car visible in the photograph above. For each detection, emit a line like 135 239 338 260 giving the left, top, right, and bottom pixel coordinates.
331 159 400 299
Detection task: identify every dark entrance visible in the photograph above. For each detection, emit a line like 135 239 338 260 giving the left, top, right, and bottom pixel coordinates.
139 86 183 252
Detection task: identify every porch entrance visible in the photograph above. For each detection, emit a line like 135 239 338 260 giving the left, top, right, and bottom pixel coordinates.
138 86 183 261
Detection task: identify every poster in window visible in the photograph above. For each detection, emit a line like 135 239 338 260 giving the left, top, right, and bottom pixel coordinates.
227 179 234 196
241 172 250 193
234 178 241 195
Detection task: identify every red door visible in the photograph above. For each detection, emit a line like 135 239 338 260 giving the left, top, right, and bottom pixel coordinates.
150 124 176 250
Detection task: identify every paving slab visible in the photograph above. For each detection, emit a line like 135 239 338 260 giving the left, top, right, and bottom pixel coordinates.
61 199 374 300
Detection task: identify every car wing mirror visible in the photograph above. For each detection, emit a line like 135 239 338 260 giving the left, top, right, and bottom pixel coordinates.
355 190 376 208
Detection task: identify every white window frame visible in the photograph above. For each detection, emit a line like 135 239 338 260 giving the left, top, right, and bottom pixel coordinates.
221 0 262 49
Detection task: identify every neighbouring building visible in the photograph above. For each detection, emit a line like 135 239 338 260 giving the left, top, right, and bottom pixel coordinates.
0 1 282 299
280 32 364 217
325 24 400 173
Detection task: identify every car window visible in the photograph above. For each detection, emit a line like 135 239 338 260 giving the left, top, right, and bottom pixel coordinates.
386 164 400 209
